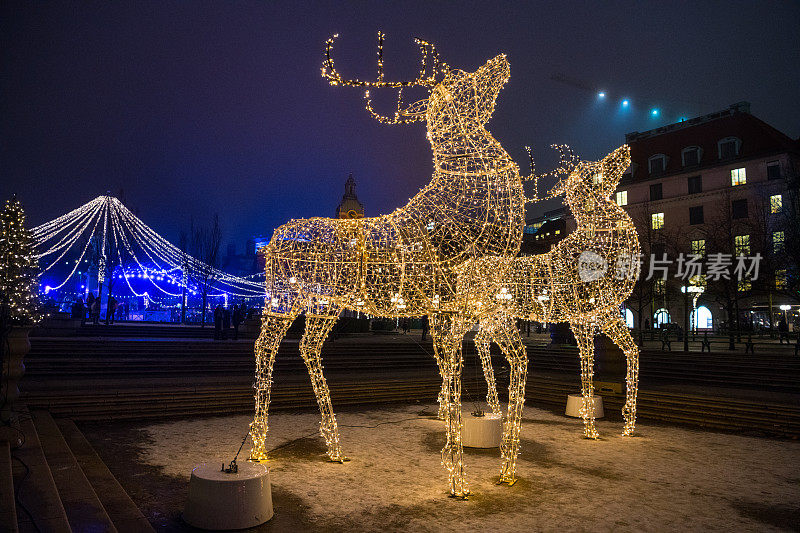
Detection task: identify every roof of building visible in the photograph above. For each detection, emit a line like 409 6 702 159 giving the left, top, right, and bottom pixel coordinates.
623 102 799 182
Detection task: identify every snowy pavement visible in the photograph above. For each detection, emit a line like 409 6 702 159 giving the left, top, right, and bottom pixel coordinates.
116 403 800 532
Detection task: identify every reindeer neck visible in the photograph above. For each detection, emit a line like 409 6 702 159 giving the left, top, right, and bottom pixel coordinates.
429 128 518 183
570 194 623 229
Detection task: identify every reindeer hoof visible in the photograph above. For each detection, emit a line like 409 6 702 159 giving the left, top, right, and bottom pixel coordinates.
248 451 269 463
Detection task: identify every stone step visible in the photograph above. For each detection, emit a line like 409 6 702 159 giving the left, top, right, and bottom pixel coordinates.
523 377 800 436
0 441 18 532
56 419 154 532
12 417 70 532
32 410 117 532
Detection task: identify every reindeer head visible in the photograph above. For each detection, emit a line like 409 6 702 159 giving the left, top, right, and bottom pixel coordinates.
548 145 630 203
321 33 509 131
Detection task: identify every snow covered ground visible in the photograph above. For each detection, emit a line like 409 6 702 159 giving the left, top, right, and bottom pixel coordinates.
136 403 799 531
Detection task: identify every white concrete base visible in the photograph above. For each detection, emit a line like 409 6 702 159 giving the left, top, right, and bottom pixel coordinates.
462 412 502 448
565 394 605 418
183 461 273 530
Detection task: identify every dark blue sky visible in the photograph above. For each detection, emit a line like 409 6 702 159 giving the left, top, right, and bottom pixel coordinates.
2 1 799 249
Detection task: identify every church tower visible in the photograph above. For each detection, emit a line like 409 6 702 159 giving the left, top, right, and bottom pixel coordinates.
335 173 364 219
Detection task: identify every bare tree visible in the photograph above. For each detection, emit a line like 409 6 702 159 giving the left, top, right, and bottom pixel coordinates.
701 188 751 349
190 214 222 328
774 160 800 301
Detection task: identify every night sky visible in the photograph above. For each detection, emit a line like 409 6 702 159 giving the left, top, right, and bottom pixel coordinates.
2 1 799 250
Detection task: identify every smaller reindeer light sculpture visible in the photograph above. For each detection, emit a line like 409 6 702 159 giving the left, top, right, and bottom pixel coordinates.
454 145 640 460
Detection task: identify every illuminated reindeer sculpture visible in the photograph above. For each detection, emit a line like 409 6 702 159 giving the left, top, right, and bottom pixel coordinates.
455 146 641 468
249 34 529 496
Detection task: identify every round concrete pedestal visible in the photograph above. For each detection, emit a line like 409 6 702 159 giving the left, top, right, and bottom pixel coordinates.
565 394 604 418
183 461 273 530
462 412 502 448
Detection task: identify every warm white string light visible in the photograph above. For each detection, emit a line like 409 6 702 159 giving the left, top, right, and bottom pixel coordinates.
459 145 641 443
250 34 528 498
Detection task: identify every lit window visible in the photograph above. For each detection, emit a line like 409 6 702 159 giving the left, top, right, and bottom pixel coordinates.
615 190 628 205
555 230 560 235
734 234 750 255
773 231 784 253
731 168 746 186
648 154 667 174
776 270 787 290
738 279 751 291
767 161 781 180
651 212 664 230
718 137 741 159
770 194 782 213
682 146 702 166
691 239 706 256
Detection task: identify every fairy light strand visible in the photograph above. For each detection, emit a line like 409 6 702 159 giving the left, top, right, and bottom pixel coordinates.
250 33 527 498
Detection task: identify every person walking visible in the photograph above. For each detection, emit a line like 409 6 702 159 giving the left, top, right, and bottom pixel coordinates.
213 304 223 340
778 318 789 344
106 295 117 325
222 307 231 340
421 315 429 341
85 292 95 326
71 297 84 320
91 295 101 325
232 304 242 340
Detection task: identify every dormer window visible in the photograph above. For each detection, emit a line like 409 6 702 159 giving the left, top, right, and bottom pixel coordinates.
717 137 741 160
648 154 668 175
681 146 702 167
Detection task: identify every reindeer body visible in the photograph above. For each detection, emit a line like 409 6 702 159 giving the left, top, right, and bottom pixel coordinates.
267 143 523 316
250 43 528 497
458 147 640 456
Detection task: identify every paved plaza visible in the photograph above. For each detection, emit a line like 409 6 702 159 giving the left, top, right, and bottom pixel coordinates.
82 403 800 532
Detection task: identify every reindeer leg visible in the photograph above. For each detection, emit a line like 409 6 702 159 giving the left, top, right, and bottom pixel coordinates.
572 322 600 439
600 313 640 437
431 312 449 420
301 313 346 462
434 313 471 498
249 311 296 461
490 315 527 486
475 320 502 416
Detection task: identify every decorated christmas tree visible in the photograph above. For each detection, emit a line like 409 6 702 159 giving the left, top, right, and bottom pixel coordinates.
0 196 41 327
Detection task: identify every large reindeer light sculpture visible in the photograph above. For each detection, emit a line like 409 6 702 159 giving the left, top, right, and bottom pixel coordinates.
455 146 641 473
249 34 528 497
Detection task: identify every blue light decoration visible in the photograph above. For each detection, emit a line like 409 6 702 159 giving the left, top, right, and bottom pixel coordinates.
621 99 629 107
651 108 659 117
597 91 605 98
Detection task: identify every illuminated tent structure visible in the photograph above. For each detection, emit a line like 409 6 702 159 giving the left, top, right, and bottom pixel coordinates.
32 195 265 318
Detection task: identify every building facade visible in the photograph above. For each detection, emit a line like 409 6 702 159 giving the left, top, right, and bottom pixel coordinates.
618 102 799 332
523 102 800 333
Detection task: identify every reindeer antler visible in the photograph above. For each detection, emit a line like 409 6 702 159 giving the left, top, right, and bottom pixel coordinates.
524 144 580 202
322 32 441 124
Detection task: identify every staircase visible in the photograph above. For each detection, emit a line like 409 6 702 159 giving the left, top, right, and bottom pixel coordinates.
21 337 491 421
5 410 153 532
